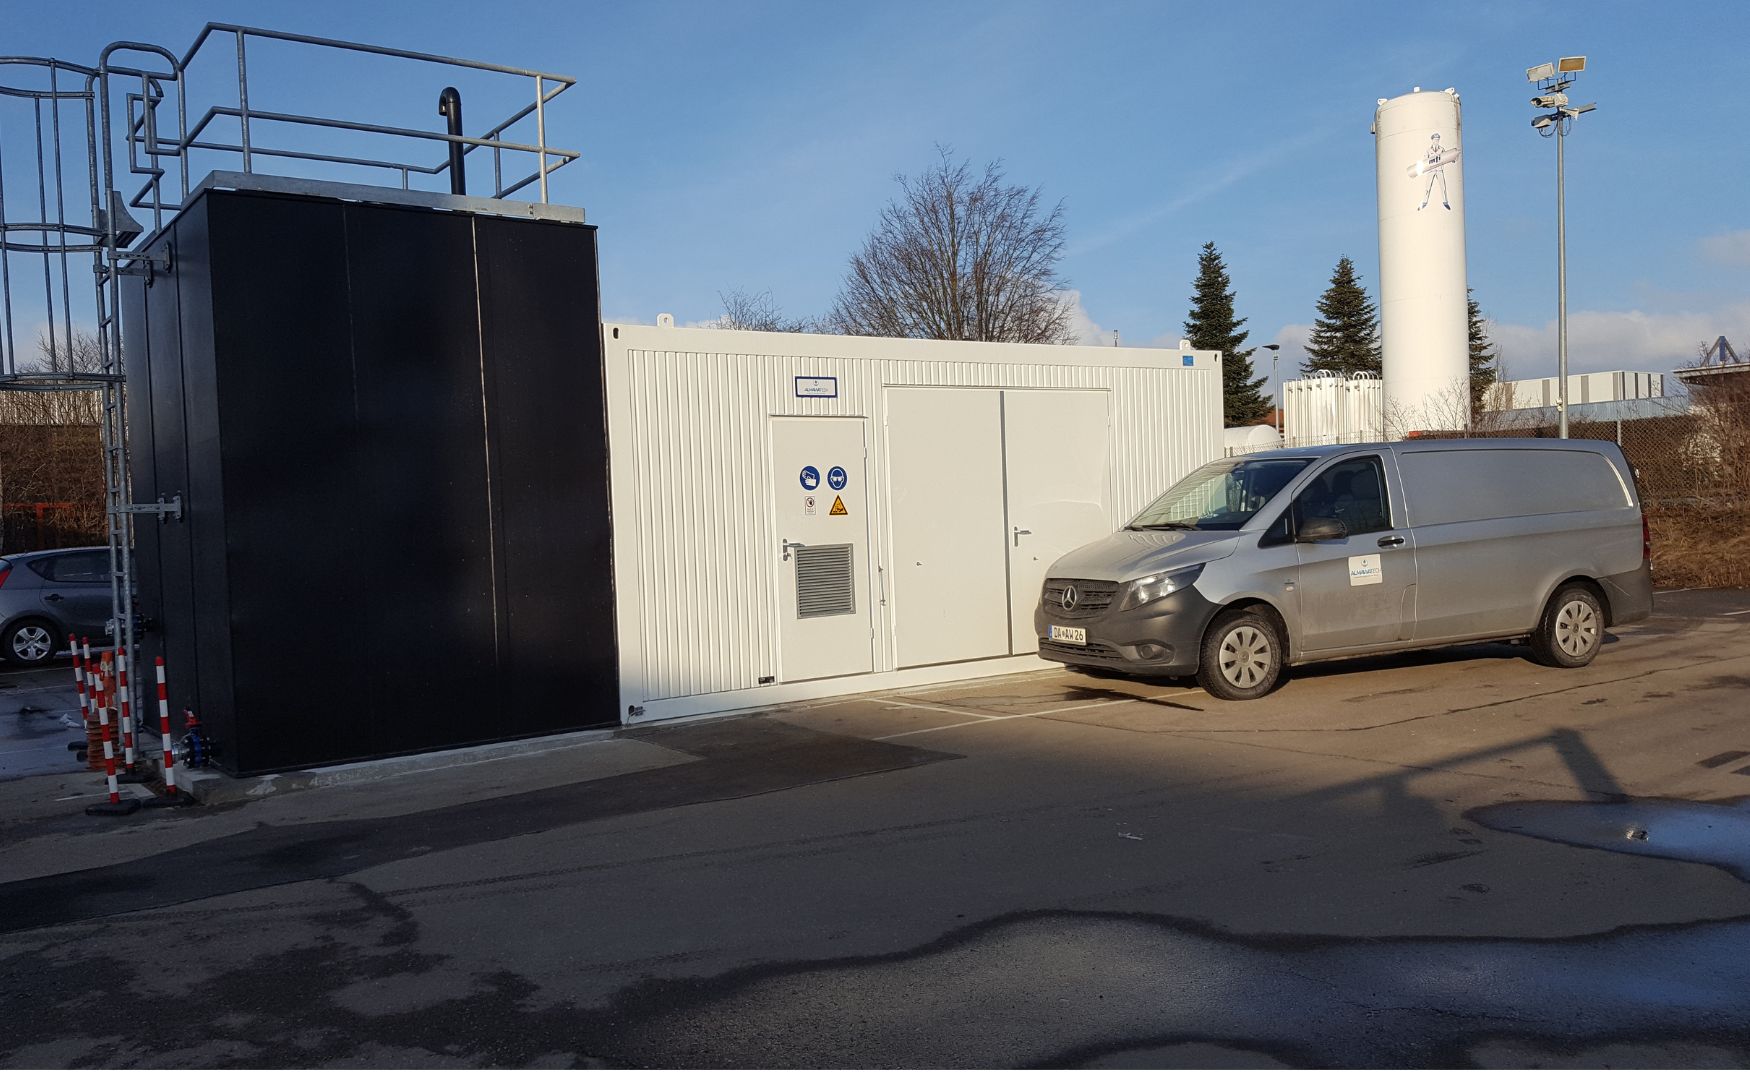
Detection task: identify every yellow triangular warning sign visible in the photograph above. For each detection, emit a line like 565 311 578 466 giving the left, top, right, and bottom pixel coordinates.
829 496 848 516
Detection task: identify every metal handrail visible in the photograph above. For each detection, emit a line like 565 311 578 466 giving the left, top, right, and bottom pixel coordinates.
166 24 580 203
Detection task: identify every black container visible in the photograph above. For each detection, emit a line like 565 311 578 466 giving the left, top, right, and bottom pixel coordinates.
123 184 617 775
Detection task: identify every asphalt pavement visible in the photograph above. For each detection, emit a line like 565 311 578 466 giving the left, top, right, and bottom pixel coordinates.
1 588 1748 1067
0 661 86 781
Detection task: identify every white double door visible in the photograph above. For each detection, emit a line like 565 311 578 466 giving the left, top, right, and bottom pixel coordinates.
886 388 1111 666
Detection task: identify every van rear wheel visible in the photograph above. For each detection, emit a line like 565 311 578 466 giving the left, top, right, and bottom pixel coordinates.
1197 608 1284 700
1529 584 1604 668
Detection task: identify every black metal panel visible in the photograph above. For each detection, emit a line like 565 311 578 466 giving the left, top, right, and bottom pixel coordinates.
126 185 613 774
169 201 236 762
476 217 618 730
204 193 356 774
342 206 498 754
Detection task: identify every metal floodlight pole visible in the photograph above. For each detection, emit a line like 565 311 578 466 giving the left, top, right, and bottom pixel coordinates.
1528 56 1590 439
1556 117 1568 439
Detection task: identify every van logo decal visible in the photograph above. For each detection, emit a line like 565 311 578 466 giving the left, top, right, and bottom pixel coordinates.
1062 586 1079 611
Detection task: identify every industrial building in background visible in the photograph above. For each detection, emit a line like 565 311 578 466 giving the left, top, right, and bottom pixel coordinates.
1374 87 1469 435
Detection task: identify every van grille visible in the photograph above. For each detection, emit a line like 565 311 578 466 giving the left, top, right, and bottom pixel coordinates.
1042 578 1119 617
1038 638 1125 662
795 544 855 619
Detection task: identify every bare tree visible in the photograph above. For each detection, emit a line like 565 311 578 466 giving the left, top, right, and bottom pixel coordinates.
0 330 108 552
708 289 816 333
827 147 1074 344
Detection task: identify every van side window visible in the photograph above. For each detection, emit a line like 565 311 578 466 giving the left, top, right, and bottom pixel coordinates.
1293 456 1391 535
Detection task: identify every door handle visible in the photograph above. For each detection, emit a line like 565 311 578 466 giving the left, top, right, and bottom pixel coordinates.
44 593 63 602
1013 526 1032 547
1377 536 1406 549
782 539 806 561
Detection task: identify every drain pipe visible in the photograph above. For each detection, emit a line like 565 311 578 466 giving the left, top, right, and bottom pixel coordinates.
438 86 466 195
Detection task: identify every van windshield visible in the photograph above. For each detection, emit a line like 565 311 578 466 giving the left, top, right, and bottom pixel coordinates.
1128 457 1313 531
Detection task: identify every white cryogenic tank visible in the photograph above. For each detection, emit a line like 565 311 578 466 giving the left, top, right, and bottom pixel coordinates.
1375 88 1469 433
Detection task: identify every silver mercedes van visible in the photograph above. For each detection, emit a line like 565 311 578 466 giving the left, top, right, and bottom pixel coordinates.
1035 439 1653 699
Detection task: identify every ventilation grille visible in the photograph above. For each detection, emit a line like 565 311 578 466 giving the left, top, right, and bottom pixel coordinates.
795 544 855 619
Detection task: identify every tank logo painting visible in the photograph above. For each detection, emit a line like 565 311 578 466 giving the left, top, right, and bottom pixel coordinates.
1405 132 1460 211
1348 554 1383 586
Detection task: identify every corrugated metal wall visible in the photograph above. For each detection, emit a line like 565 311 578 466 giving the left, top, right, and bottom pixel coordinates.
604 325 1223 716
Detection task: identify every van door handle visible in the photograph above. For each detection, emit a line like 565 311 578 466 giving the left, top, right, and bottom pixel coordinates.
44 593 64 602
1377 536 1406 549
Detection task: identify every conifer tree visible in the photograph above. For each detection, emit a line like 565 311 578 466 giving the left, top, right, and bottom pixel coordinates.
1467 289 1500 414
1184 241 1269 426
1301 256 1381 378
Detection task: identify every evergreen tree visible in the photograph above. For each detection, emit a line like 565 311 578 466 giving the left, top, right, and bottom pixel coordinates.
1467 288 1500 414
1184 241 1270 426
1301 255 1381 378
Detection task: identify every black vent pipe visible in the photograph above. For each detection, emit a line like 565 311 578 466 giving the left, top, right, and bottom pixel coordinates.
437 86 465 195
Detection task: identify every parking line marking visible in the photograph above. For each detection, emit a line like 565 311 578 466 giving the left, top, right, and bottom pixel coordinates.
866 698 1001 721
1719 608 1750 617
875 688 1205 740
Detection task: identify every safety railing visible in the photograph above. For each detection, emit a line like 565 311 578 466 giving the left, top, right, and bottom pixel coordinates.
167 24 580 205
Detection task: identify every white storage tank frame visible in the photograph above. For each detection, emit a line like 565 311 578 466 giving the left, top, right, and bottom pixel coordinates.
602 323 1223 724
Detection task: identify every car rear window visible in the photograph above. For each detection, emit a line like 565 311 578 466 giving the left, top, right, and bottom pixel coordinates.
1398 448 1630 526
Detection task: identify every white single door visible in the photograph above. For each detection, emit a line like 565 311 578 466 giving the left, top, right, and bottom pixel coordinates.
1002 391 1112 654
885 388 1010 668
771 417 873 682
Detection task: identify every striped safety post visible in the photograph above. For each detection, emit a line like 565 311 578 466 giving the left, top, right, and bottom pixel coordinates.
140 655 193 808
117 651 138 777
68 636 92 758
71 637 88 722
82 644 106 770
84 656 138 815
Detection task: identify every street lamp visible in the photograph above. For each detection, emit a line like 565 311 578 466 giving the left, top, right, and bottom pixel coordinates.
1260 344 1282 436
1528 55 1597 439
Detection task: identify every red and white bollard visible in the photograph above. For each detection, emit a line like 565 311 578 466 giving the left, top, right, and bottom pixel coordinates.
117 651 139 779
85 654 139 816
71 637 88 722
68 636 91 758
139 656 193 808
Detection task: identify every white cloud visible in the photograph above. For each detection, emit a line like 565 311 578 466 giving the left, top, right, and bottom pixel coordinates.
1487 299 1750 379
1060 289 1122 346
1699 229 1750 267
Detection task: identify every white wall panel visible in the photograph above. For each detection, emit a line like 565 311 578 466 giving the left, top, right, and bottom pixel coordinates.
603 324 1224 721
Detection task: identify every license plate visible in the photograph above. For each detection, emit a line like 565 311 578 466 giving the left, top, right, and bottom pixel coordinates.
1048 625 1087 645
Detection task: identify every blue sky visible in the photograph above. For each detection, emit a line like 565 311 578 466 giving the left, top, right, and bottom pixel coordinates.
10 0 1748 403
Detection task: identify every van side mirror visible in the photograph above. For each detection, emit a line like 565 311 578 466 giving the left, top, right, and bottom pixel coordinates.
1297 517 1349 542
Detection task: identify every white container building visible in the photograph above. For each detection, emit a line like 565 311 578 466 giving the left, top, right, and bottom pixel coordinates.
1281 372 1385 447
602 323 1223 723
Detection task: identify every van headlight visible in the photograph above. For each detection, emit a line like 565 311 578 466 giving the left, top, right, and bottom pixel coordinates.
1120 565 1204 610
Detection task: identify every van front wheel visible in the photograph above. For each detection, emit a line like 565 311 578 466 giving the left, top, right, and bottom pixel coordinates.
1529 584 1604 668
1197 609 1284 700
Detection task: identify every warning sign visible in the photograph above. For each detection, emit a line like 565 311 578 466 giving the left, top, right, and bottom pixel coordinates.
804 495 817 516
829 495 848 516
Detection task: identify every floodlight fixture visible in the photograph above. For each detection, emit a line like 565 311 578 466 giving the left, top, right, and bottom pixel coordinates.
1532 115 1556 130
1526 61 1556 82
1557 55 1586 73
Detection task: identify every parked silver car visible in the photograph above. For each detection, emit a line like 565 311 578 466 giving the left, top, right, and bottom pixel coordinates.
0 547 112 665
1036 439 1653 699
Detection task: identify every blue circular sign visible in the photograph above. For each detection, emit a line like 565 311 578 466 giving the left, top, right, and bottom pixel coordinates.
827 466 848 491
800 466 821 491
